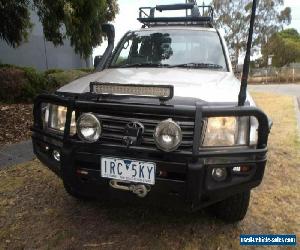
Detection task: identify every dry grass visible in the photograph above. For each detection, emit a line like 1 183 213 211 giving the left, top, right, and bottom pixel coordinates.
0 93 299 249
249 92 300 236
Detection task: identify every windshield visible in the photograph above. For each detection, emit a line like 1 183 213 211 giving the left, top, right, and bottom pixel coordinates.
110 29 228 71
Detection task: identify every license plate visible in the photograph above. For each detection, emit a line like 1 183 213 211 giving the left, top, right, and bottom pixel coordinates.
101 157 156 185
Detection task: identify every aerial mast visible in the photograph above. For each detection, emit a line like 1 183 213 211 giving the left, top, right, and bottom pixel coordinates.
238 0 258 106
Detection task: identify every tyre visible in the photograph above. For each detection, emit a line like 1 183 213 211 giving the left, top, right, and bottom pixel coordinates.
207 190 251 223
63 178 95 201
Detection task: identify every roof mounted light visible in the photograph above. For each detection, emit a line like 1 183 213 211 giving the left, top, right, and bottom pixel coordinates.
90 83 174 101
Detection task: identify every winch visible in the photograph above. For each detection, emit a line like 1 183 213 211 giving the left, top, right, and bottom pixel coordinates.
109 180 151 198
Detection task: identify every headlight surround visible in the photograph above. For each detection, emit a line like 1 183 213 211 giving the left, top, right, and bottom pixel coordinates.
77 113 102 142
154 119 182 152
43 104 76 134
202 116 249 147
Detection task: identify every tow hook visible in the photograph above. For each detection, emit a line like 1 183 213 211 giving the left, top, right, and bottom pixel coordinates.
109 180 151 198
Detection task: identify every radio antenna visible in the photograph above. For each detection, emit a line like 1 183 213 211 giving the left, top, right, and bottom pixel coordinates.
238 0 258 106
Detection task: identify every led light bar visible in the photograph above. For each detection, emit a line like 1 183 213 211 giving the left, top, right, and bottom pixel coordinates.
90 82 174 100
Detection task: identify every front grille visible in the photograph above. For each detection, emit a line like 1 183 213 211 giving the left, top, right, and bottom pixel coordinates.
92 108 196 152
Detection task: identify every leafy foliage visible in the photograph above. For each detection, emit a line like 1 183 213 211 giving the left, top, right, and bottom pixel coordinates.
262 28 300 67
0 0 32 47
0 65 89 103
212 0 291 64
0 0 118 58
0 67 28 103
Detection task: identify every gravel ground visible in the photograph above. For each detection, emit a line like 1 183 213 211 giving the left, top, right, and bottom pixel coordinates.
0 104 33 147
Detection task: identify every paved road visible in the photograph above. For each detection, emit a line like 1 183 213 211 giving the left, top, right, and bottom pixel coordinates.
0 140 34 168
249 84 300 96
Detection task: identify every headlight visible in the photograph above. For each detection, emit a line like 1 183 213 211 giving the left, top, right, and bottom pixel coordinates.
249 116 258 145
43 104 76 134
202 116 249 147
77 113 102 142
154 119 182 152
44 104 66 132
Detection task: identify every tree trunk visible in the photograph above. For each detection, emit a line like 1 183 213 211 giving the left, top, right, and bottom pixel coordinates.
234 45 240 70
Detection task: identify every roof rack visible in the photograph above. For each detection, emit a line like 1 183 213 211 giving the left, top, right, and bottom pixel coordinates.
138 3 214 28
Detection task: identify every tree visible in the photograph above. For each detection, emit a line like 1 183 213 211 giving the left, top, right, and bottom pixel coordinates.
0 0 32 47
212 0 291 65
0 0 118 58
261 28 300 67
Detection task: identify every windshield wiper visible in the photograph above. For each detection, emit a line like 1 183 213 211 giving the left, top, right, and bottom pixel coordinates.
116 63 170 68
169 63 224 69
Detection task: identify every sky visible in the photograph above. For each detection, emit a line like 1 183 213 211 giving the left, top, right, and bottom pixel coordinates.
93 0 300 58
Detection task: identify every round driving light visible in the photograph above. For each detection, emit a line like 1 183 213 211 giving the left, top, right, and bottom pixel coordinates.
212 168 227 181
77 113 101 142
52 150 61 162
153 119 182 152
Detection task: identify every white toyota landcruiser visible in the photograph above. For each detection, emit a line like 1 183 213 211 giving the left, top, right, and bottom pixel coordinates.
31 3 271 222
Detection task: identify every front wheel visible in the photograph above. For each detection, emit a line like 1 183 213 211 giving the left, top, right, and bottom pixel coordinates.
63 178 95 201
207 190 251 223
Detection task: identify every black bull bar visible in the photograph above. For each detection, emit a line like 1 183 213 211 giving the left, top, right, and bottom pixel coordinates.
32 93 271 158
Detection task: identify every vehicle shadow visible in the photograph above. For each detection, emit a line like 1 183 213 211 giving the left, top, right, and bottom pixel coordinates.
58 194 244 249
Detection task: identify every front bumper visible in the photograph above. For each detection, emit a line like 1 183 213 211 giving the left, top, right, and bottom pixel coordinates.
31 93 270 209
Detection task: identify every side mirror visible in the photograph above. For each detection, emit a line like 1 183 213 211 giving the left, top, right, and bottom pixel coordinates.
94 55 103 68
